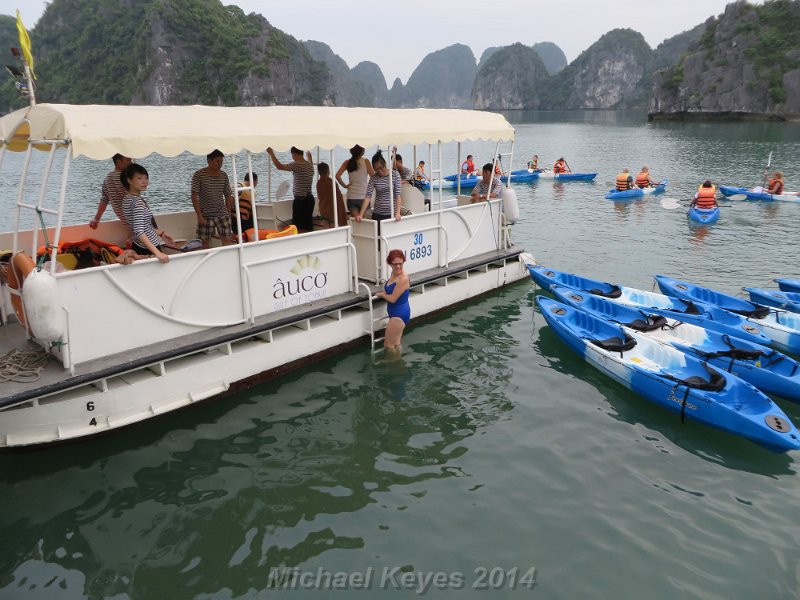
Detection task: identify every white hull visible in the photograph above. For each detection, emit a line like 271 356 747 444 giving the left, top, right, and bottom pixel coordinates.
0 251 530 448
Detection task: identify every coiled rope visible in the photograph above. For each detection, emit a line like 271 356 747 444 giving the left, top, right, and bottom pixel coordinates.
0 347 49 383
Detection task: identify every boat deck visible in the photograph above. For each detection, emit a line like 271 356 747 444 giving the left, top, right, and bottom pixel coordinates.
0 246 524 408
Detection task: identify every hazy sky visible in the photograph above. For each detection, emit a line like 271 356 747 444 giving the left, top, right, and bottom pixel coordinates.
4 0 744 84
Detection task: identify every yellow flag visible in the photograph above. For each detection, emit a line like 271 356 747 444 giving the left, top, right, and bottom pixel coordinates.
15 10 36 79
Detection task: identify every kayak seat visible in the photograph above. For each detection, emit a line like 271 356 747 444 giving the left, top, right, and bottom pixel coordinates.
588 285 622 299
671 363 726 392
684 301 702 315
627 314 668 332
590 334 636 353
729 305 771 319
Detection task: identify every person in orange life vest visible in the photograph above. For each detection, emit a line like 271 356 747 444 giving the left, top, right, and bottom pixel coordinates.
615 167 634 191
553 157 570 174
635 166 655 188
691 180 718 209
461 155 476 176
767 171 784 195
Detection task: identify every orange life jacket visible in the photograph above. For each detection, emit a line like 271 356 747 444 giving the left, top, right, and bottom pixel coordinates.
695 185 716 209
616 173 632 191
553 161 566 174
635 172 651 188
461 159 474 174
494 163 502 175
768 178 784 195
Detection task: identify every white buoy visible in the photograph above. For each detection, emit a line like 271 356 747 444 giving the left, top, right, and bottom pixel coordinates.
22 268 66 344
502 186 519 224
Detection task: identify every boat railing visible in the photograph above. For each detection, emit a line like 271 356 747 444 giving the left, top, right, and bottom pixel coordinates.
46 226 355 368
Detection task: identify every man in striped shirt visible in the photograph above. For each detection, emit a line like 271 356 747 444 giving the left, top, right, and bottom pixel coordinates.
470 163 504 204
90 153 132 236
267 146 315 233
191 149 234 249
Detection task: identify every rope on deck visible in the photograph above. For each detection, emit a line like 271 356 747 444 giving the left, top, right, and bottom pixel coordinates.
0 348 50 383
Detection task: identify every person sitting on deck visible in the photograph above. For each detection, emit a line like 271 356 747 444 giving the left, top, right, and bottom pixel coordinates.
691 180 718 209
461 155 476 176
553 157 570 174
414 161 427 181
121 164 174 263
767 171 784 195
470 163 504 204
616 167 634 191
635 166 655 188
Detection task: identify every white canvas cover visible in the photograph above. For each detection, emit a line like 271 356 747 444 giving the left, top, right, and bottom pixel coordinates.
0 103 514 159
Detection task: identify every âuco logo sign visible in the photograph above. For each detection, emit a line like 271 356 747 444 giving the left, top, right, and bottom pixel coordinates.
272 254 329 309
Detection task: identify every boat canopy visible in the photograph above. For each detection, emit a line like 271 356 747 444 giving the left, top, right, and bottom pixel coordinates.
0 103 515 160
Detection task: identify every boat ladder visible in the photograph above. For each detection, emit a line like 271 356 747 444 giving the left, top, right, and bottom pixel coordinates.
359 282 386 355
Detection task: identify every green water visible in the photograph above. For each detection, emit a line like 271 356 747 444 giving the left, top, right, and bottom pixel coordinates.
1 112 800 599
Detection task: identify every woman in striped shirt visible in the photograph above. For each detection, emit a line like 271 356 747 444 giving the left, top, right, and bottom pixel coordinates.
121 164 174 263
356 150 402 222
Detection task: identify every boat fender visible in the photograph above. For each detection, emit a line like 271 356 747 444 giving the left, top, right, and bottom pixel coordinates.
8 251 35 327
502 186 519 224
22 268 66 344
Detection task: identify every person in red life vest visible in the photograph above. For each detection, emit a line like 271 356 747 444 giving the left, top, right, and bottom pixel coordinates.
553 157 570 174
767 171 784 195
691 180 718 209
461 155 476 176
615 167 634 191
635 166 655 188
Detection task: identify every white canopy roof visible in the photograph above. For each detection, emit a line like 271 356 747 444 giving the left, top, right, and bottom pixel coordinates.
0 104 515 159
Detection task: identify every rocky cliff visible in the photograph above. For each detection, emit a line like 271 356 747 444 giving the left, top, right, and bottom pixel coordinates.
390 44 477 108
3 0 334 109
303 41 377 106
350 61 389 107
650 0 800 120
649 0 800 119
532 42 567 74
543 29 654 109
472 44 550 109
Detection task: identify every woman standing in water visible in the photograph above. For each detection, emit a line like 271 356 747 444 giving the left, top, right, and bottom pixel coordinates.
376 249 410 356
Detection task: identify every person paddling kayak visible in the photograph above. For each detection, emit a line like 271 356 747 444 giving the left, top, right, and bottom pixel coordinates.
691 180 718 208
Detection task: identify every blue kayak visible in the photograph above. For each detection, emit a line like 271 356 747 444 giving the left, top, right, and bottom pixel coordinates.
536 296 800 451
688 205 719 224
745 288 800 314
719 185 800 203
502 169 597 183
419 176 479 191
776 278 800 293
656 275 800 354
443 173 481 182
527 264 772 345
551 285 800 402
604 180 668 200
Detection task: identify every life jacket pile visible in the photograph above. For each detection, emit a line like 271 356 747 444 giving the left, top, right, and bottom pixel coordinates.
37 238 124 269
695 185 717 209
616 173 633 191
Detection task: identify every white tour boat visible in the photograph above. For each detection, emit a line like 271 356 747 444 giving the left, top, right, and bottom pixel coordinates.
0 103 531 448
